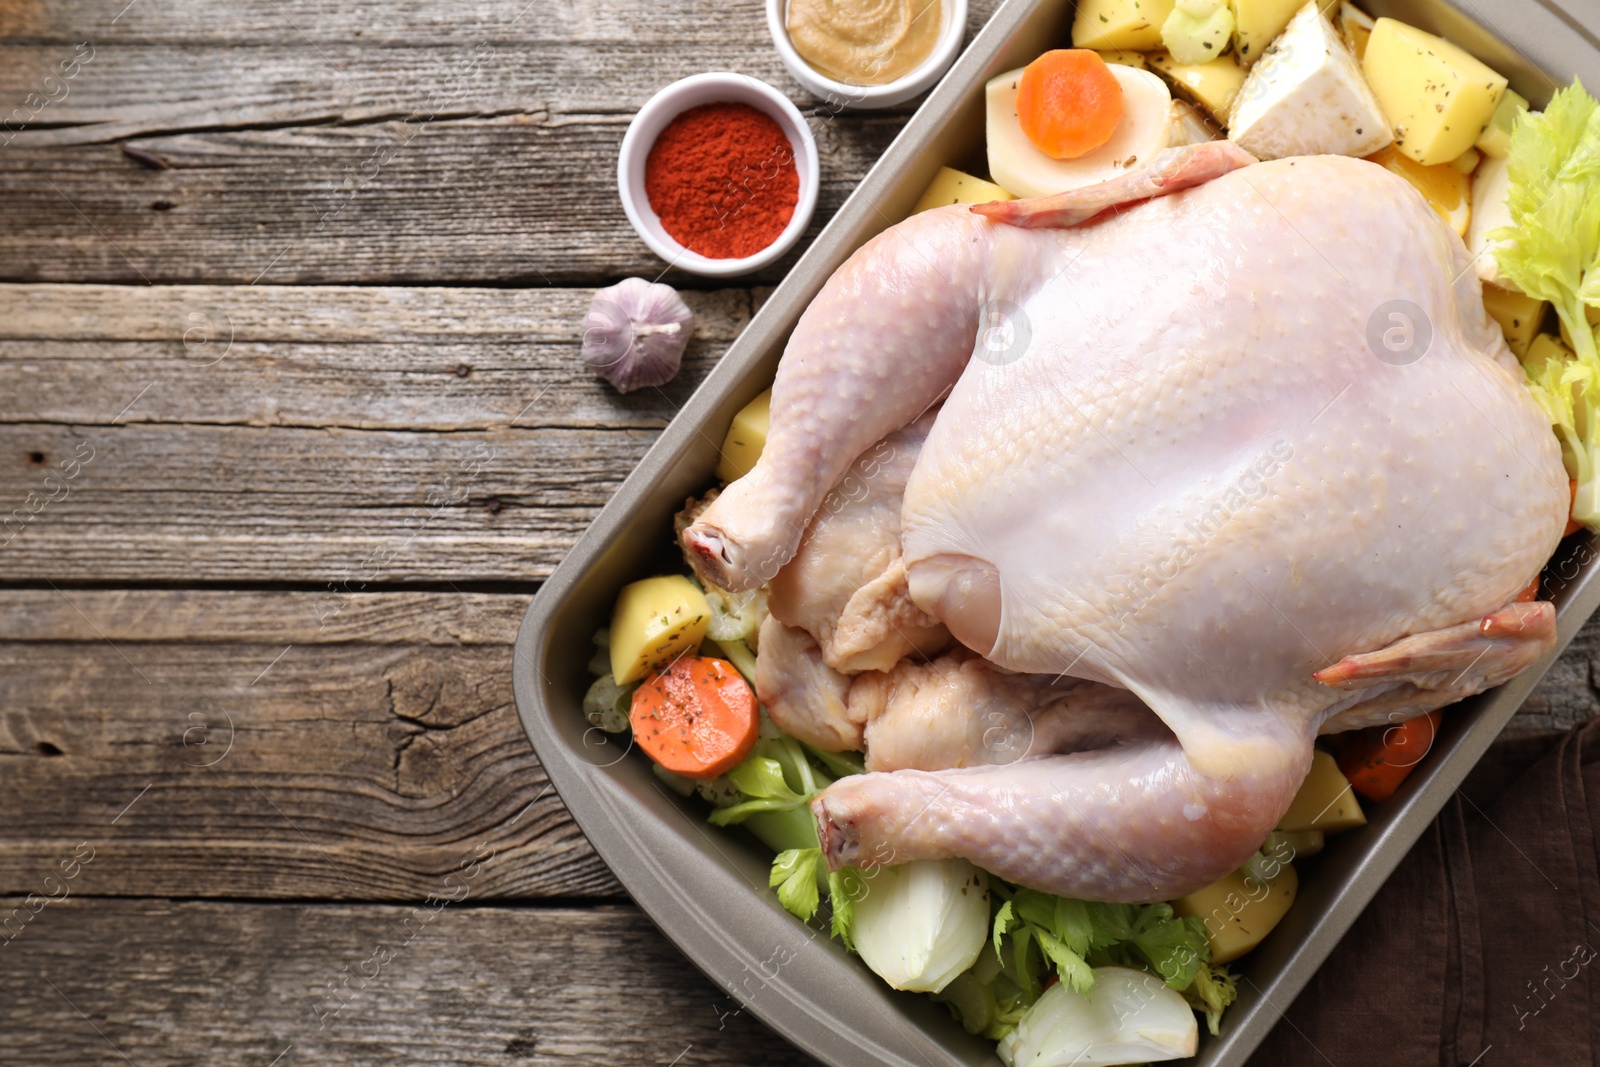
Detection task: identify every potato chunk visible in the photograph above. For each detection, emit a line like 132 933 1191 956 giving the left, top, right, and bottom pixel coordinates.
715 390 772 483
1362 18 1508 165
1148 51 1246 124
1173 864 1299 964
1278 749 1367 832
911 166 1017 214
1481 284 1546 359
1072 0 1178 52
609 575 711 685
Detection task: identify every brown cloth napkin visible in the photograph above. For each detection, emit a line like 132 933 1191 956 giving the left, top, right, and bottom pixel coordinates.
1247 720 1600 1067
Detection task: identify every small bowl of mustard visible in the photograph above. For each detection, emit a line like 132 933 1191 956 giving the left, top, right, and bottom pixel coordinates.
766 0 967 110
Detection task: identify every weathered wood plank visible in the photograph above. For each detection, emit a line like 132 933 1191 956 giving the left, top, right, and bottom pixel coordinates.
0 282 753 343
0 589 526 643
0 95 904 286
0 590 620 900
0 0 1003 45
0 284 751 432
0 899 822 1066
0 421 650 581
0 283 746 582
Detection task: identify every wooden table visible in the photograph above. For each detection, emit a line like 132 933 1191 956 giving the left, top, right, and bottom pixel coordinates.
0 1 1594 1062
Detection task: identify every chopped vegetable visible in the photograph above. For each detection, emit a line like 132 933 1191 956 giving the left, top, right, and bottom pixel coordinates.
608 574 711 685
913 166 1018 213
852 859 990 993
629 655 758 779
1173 863 1299 964
933 947 1030 1040
1560 305 1600 353
1467 152 1513 285
1147 51 1246 124
1480 281 1546 359
1277 749 1368 832
991 891 1209 1001
1183 961 1240 1036
1362 18 1509 165
704 586 768 644
1476 88 1529 159
770 847 822 920
1490 81 1600 529
1161 0 1235 67
1094 48 1148 70
1228 1 1391 160
581 673 634 733
997 966 1198 1067
1169 99 1222 145
1366 145 1471 236
714 390 772 483
1071 0 1178 52
986 62 1173 198
1263 827 1326 859
1335 708 1442 801
1336 1 1374 60
1015 50 1126 161
1233 0 1334 65
707 635 759 684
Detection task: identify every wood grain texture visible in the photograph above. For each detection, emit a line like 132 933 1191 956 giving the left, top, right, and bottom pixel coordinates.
0 590 622 900
0 117 908 286
0 283 752 581
0 283 752 430
0 419 648 581
0 898 823 1066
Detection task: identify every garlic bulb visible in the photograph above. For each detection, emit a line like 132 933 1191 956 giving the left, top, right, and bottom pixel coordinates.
582 277 695 393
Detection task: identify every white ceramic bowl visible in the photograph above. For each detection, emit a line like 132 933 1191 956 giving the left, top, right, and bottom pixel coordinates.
766 0 967 110
617 73 820 278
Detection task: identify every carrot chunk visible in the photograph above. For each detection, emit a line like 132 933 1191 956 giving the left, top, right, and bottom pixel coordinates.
1015 50 1125 161
630 655 759 779
1335 709 1442 803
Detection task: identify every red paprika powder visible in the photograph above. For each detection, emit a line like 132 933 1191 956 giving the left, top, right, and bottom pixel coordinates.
644 101 799 260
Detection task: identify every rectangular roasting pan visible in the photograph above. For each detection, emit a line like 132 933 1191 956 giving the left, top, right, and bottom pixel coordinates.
514 0 1600 1062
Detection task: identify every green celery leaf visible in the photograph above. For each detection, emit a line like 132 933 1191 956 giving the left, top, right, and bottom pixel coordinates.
1085 901 1135 948
1013 889 1057 931
1051 896 1094 957
826 867 863 953
1183 964 1240 1036
1013 924 1039 1003
770 848 821 921
992 899 1016 959
1131 905 1210 989
1036 929 1096 995
728 756 804 802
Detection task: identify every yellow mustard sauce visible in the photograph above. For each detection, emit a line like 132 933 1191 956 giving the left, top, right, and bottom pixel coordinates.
785 0 945 86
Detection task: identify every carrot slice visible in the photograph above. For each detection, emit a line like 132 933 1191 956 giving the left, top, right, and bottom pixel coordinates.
630 655 758 779
1335 709 1442 803
1515 574 1540 602
1015 50 1124 161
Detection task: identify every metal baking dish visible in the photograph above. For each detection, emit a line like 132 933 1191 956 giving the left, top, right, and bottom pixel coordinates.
514 0 1600 1062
